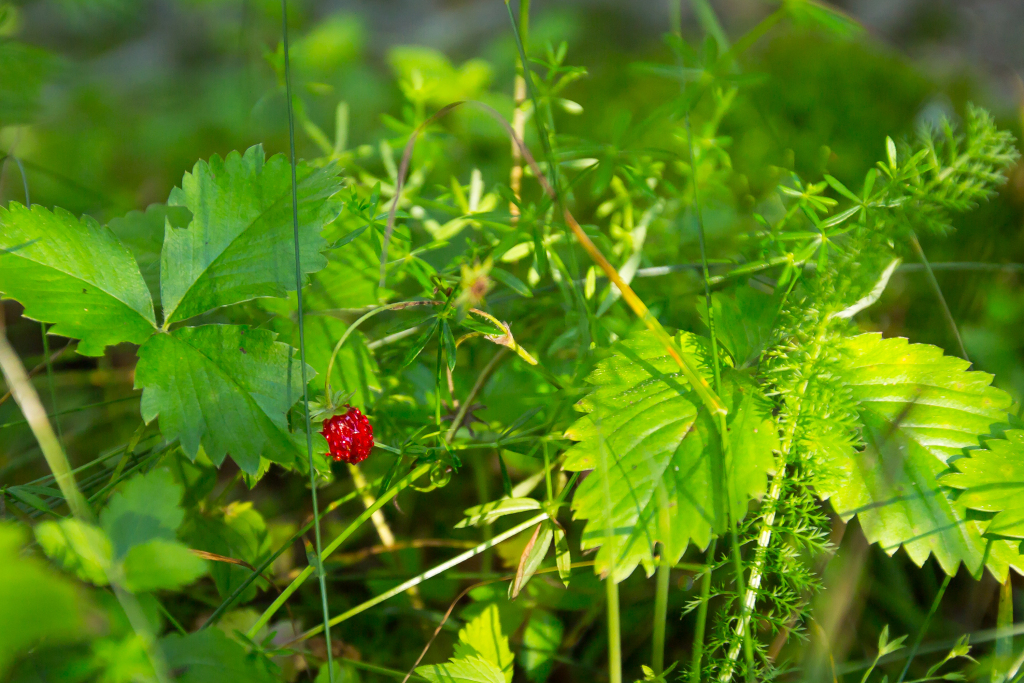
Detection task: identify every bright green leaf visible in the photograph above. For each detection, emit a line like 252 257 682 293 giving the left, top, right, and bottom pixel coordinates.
161 145 342 324
452 603 514 683
564 330 777 581
135 325 310 474
34 519 112 585
509 522 553 600
122 539 207 592
943 430 1024 538
818 334 1022 579
416 656 506 683
0 203 156 355
0 524 87 675
456 498 542 528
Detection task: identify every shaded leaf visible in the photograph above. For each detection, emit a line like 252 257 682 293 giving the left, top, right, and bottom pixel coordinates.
160 629 276 683
108 204 191 305
509 522 553 600
182 502 272 604
136 325 310 474
520 611 563 683
100 468 185 559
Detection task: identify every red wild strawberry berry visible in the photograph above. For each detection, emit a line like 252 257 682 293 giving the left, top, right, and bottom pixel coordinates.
321 406 374 464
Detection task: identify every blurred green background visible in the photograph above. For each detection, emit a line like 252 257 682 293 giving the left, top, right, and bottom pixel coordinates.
3 0 1024 681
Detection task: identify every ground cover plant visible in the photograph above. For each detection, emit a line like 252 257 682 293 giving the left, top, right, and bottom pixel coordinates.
3 1 1024 682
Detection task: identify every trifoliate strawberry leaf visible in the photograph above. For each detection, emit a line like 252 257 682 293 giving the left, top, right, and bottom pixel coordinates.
563 330 777 582
0 203 157 355
942 430 1024 539
160 145 342 325
818 333 1022 580
135 324 311 474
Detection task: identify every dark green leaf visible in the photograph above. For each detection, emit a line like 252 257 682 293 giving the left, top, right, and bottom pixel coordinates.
136 325 310 474
161 145 342 324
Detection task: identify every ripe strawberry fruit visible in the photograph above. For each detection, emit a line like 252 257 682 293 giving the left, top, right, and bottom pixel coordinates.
321 406 374 464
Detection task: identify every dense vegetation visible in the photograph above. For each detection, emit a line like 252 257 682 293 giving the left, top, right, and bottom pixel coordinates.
3 1 1024 682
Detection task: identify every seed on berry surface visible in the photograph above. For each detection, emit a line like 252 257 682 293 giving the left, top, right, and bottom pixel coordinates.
320 405 374 464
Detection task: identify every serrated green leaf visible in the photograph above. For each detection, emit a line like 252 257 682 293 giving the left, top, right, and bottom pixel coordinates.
943 430 1024 538
35 519 112 585
520 610 563 683
456 498 542 528
818 334 1022 579
135 325 310 474
416 656 506 683
122 539 207 592
452 603 514 683
108 203 191 305
564 330 777 581
0 524 87 675
161 145 342 324
100 468 186 559
0 203 156 355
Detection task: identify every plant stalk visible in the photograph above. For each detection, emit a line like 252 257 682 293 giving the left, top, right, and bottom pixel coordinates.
247 462 431 637
652 549 672 675
294 512 548 642
689 539 717 683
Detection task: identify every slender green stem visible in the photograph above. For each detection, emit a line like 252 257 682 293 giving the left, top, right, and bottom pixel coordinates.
606 567 623 683
280 3 334 677
247 463 430 637
652 548 671 675
909 232 969 361
686 93 753 678
689 539 717 683
294 512 547 641
897 573 952 683
200 476 382 629
40 323 65 451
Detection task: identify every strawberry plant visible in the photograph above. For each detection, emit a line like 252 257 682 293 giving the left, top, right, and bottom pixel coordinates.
2 1 1024 683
